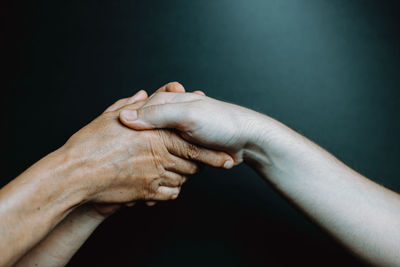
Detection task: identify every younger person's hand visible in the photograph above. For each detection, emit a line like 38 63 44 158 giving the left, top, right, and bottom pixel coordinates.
119 89 272 164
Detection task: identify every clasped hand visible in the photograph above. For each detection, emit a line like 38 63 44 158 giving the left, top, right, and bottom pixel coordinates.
9 81 400 267
65 82 234 208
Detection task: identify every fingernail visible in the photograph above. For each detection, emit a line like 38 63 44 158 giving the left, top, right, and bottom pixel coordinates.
223 160 234 169
120 109 137 121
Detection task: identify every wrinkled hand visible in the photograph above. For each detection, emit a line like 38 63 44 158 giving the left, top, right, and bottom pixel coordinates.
62 83 234 206
119 86 265 164
95 82 188 212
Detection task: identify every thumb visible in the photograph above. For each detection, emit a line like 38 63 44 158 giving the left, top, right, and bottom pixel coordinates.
119 102 191 131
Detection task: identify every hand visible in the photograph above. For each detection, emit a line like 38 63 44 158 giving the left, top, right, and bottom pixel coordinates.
119 90 269 164
94 82 192 211
62 86 233 205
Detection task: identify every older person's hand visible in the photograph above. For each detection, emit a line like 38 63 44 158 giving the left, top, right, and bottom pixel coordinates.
0 83 234 267
63 90 233 204
95 81 191 211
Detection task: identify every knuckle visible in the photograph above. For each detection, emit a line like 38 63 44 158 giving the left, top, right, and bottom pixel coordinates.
166 159 177 169
174 176 186 186
158 169 168 180
186 144 201 160
145 186 158 200
146 178 160 192
163 157 179 170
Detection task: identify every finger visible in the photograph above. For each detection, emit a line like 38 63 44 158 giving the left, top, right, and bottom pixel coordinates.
166 154 200 175
104 97 131 113
105 90 148 112
193 90 205 96
160 171 187 187
154 82 185 94
120 101 191 131
112 99 149 114
162 131 234 169
146 201 157 206
148 82 186 102
152 186 180 201
119 92 204 130
146 91 202 106
94 204 121 215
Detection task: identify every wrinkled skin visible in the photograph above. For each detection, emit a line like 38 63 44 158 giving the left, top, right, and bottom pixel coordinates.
2 83 234 267
62 88 233 205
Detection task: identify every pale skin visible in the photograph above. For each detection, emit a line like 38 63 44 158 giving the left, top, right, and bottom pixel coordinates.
0 82 234 267
119 87 400 267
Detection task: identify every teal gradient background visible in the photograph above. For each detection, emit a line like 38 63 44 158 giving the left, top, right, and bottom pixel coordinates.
3 1 399 266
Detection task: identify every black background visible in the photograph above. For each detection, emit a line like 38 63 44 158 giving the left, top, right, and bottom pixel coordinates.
2 0 400 266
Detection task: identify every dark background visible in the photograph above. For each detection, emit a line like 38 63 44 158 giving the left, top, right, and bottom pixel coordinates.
3 0 400 266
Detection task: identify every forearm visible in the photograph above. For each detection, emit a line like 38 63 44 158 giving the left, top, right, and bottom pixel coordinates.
244 114 400 266
15 205 107 267
115 90 400 265
0 147 87 266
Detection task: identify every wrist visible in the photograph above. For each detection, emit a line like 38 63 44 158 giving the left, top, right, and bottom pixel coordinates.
241 112 291 170
57 142 105 203
35 146 90 213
